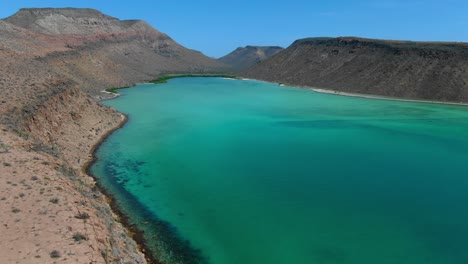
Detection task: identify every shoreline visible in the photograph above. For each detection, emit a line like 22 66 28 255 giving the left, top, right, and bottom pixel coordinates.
86 79 218 264
238 77 468 106
82 112 161 264
309 87 468 106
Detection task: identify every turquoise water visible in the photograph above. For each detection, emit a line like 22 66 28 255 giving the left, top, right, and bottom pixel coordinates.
91 77 468 264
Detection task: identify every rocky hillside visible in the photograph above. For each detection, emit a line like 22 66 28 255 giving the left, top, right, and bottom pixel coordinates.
2 8 227 96
0 7 230 131
243 37 468 102
0 8 228 263
218 46 283 70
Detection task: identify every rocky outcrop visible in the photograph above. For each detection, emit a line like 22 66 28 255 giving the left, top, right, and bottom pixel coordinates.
218 45 283 70
243 37 468 102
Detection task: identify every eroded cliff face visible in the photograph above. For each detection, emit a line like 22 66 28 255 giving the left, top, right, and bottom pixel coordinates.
24 87 122 170
0 87 147 263
243 37 468 102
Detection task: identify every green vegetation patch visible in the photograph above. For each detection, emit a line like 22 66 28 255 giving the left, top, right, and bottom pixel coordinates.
105 74 237 94
105 86 130 94
149 74 238 84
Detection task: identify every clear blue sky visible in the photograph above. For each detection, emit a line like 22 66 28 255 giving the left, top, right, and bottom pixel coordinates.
1 0 467 58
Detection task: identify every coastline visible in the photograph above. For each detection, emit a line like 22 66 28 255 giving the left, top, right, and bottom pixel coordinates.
309 87 468 106
239 77 468 106
82 112 162 264
86 81 212 264
99 90 123 101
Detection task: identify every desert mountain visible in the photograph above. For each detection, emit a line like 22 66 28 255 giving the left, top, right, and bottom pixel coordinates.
0 7 229 128
218 46 283 70
243 37 468 102
1 8 227 95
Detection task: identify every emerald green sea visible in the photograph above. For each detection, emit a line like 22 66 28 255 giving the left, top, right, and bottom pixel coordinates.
91 77 468 264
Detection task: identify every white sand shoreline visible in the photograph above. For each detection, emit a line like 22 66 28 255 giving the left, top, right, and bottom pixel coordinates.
245 77 468 107
309 87 468 106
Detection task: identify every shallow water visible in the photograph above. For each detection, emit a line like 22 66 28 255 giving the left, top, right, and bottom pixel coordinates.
91 77 468 264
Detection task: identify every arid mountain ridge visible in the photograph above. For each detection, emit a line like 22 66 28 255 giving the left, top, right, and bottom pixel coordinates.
1 7 228 137
243 37 468 102
218 45 283 70
2 8 225 91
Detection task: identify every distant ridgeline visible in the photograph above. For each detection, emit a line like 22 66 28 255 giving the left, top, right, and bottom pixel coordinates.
218 46 284 71
243 37 468 103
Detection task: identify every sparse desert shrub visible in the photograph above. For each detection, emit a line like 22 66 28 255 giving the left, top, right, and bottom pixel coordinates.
16 129 29 140
58 165 77 179
31 176 39 181
3 162 11 167
38 210 48 215
31 143 59 157
75 212 90 220
101 250 109 262
49 198 59 204
49 250 61 258
11 207 20 213
72 232 88 242
0 142 11 153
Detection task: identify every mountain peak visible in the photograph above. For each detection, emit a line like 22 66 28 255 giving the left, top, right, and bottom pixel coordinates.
4 7 124 35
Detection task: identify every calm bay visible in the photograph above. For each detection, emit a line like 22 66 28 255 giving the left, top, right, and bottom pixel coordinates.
91 77 468 264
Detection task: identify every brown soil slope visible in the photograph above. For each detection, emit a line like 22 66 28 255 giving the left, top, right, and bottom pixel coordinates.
3 8 227 96
0 8 227 263
218 46 283 71
243 37 468 102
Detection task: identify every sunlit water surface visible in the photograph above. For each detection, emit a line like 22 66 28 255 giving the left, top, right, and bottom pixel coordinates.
91 78 468 264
